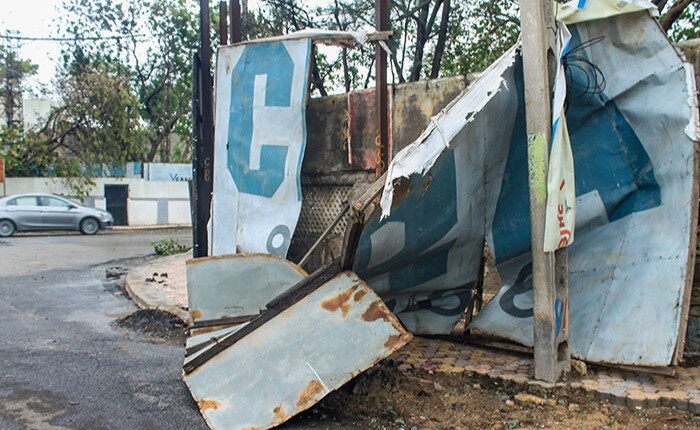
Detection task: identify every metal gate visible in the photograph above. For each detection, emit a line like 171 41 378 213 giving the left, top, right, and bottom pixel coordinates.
104 184 128 226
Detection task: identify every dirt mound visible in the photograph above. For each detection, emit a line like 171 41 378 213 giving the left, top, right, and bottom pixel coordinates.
114 309 186 345
285 361 699 429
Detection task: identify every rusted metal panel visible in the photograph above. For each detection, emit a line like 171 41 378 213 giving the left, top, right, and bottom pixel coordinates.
184 271 411 430
186 254 307 327
347 88 392 170
303 95 353 175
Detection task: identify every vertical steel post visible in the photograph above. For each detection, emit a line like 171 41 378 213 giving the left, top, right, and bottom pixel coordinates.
219 1 228 46
230 0 242 43
194 0 215 258
519 0 570 383
191 52 202 255
374 0 390 178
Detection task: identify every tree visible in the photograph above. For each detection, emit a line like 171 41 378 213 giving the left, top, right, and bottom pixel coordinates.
0 44 38 128
59 0 199 163
1 64 144 184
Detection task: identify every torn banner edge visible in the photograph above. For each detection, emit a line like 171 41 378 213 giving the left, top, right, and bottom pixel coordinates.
543 24 576 252
556 0 658 24
379 46 518 219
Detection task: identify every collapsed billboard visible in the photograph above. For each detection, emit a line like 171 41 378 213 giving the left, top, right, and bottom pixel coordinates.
360 7 698 366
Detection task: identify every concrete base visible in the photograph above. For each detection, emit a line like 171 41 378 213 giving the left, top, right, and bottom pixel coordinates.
124 253 189 322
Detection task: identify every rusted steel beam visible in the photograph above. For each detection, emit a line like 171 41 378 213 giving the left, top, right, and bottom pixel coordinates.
219 1 228 46
230 0 242 43
191 52 202 256
374 0 390 178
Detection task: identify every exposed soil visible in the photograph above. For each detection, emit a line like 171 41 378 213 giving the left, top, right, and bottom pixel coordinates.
285 361 700 429
113 309 187 345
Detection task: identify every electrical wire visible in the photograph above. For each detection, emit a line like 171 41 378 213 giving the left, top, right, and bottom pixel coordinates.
562 35 607 109
1 34 146 42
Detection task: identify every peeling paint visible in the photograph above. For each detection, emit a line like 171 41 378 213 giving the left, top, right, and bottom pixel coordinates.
362 300 391 323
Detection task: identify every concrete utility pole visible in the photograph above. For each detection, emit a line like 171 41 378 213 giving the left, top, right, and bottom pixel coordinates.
519 0 571 383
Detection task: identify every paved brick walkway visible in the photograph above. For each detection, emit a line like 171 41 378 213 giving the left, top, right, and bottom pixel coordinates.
389 337 700 412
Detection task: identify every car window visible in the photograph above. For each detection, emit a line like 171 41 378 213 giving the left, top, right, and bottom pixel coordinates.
8 196 39 207
40 197 70 207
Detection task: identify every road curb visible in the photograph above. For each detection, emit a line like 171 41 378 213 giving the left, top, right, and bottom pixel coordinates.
124 253 190 323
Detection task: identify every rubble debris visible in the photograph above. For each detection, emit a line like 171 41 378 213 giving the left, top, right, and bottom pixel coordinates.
105 266 128 279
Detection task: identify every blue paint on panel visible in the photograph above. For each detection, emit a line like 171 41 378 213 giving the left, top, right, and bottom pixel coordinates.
355 150 459 292
227 42 296 198
491 30 660 263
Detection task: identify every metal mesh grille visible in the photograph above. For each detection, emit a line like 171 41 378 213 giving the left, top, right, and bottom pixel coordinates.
297 186 351 237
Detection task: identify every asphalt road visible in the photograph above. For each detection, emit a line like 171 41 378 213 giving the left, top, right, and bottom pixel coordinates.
0 228 208 429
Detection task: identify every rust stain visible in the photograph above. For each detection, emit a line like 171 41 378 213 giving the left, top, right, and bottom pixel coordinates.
362 300 391 323
197 399 220 411
384 333 412 350
272 405 288 424
321 285 359 317
191 309 202 320
353 289 368 302
296 380 324 409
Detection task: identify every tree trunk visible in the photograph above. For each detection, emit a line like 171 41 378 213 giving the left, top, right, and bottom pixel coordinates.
659 0 696 31
430 0 450 79
409 2 430 81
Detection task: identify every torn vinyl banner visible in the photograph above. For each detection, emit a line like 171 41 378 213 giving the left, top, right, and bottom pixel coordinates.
210 39 312 258
358 10 698 366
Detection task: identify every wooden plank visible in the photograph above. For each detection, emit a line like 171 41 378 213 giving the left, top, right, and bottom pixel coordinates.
519 0 570 383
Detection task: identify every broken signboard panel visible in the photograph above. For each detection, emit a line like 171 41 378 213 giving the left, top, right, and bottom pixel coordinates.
359 3 698 366
186 254 307 330
209 38 312 258
183 270 412 430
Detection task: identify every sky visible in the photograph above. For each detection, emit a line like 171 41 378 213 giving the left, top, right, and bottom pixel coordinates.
1 0 65 95
1 0 335 98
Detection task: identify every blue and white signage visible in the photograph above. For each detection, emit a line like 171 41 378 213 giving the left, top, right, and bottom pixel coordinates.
210 39 312 257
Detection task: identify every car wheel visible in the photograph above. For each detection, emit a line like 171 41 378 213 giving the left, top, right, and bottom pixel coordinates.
0 219 15 237
80 217 100 235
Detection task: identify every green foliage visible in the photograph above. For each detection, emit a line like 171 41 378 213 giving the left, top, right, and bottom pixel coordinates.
152 238 192 255
668 3 700 42
59 0 198 163
0 45 38 127
440 0 520 77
